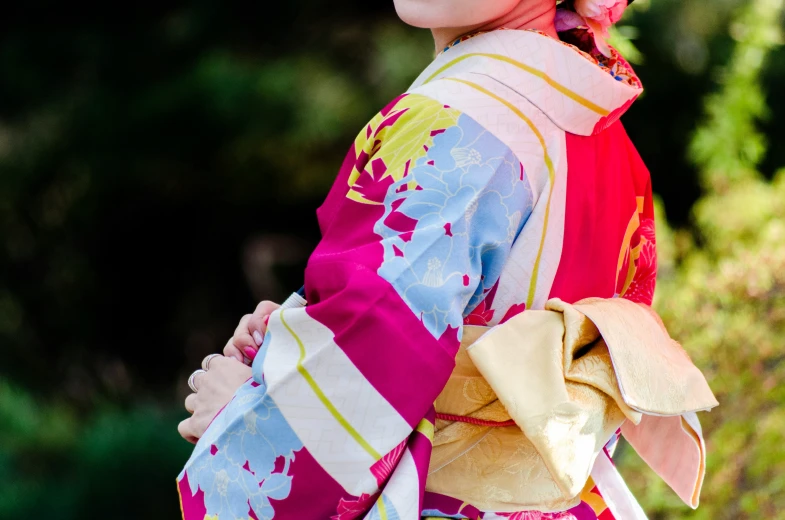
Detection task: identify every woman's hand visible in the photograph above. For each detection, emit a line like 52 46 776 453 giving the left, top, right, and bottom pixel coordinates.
223 300 281 364
178 355 252 444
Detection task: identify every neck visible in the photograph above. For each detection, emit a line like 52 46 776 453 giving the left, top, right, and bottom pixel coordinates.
431 3 558 52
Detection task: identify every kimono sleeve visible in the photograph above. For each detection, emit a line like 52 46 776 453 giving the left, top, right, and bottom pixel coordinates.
177 93 535 520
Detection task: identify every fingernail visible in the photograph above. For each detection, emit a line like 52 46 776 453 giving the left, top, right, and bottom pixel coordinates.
253 330 264 346
244 346 257 361
263 315 270 326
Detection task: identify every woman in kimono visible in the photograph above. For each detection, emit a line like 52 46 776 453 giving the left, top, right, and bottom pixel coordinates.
177 1 717 518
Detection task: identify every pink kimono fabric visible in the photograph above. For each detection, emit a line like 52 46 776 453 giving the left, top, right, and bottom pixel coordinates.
178 28 666 520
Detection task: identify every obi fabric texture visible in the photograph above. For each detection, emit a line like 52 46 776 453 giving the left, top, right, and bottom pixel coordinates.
429 297 717 514
177 27 717 520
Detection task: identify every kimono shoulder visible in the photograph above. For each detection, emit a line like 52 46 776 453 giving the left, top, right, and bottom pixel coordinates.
316 92 540 237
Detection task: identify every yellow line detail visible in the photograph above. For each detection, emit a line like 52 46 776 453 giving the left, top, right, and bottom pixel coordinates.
424 53 610 116
616 210 640 275
376 494 389 520
636 195 645 213
416 418 435 442
443 78 556 309
175 479 186 520
279 309 382 460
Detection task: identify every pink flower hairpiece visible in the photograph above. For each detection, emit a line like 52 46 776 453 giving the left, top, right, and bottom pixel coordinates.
555 0 629 57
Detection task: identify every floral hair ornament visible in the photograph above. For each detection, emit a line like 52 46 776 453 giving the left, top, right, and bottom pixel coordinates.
555 0 631 57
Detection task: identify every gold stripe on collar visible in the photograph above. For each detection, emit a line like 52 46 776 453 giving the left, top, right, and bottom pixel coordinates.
425 53 611 117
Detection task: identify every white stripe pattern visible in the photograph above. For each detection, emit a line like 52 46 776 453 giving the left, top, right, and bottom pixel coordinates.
263 307 412 496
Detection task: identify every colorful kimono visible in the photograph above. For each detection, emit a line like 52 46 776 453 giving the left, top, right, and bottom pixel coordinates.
178 29 713 519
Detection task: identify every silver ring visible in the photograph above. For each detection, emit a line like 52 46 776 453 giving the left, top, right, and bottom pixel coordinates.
201 353 222 371
188 369 207 393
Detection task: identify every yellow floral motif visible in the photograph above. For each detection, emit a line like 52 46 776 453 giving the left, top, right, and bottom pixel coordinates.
578 476 609 515
615 196 645 297
346 94 461 205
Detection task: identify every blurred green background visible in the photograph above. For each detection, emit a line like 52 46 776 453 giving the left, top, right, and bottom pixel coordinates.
1 0 784 518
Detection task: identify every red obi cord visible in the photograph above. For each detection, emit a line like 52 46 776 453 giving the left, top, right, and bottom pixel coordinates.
435 413 516 427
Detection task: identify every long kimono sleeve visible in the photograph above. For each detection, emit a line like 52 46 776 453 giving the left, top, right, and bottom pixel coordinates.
177 93 535 520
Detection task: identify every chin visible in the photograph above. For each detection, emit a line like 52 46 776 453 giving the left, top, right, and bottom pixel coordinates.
393 0 444 28
393 0 520 29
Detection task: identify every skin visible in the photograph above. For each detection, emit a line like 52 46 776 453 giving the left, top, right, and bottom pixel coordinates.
222 300 280 363
178 356 253 444
393 0 558 51
179 300 279 443
179 0 559 443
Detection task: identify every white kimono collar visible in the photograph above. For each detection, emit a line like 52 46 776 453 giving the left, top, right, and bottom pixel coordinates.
409 29 643 136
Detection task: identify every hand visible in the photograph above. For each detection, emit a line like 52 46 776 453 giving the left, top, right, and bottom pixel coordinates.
178 355 252 444
223 300 281 365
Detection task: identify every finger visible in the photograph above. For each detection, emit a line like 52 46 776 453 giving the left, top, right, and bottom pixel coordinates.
207 355 235 372
248 300 281 345
190 415 212 440
231 342 255 365
191 370 207 392
224 341 252 366
223 338 244 363
178 418 199 444
185 393 197 414
231 314 256 352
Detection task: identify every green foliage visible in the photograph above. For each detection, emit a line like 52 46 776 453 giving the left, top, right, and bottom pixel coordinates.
690 0 785 191
0 378 192 519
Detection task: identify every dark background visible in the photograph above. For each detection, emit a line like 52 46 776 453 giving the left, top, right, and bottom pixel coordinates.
1 1 784 518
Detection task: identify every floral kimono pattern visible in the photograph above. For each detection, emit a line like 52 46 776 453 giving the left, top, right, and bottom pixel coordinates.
178 29 674 520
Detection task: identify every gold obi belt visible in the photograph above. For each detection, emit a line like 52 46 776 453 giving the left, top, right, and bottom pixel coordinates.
426 297 718 513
